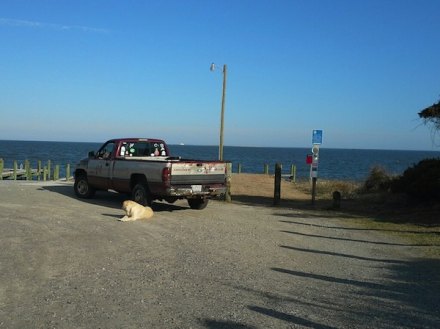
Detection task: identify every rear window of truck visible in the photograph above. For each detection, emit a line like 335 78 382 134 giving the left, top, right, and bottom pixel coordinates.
118 141 168 157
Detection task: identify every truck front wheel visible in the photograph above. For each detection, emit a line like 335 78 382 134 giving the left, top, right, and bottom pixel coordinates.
132 183 152 207
74 174 95 199
188 198 209 210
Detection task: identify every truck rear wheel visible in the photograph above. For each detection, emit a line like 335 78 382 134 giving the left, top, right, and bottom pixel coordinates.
132 183 152 207
74 174 96 199
188 198 209 210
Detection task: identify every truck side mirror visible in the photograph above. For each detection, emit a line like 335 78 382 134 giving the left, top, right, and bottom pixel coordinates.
88 151 96 158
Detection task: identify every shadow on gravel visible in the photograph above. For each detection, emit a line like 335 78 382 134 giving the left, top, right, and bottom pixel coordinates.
248 306 337 329
277 219 440 235
272 267 386 290
267 259 440 328
250 306 338 329
232 195 319 210
279 245 407 264
232 195 277 206
42 185 125 209
41 185 189 212
280 230 439 247
383 259 440 319
202 319 257 329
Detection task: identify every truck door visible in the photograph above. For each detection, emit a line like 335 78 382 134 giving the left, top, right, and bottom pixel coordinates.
87 141 116 190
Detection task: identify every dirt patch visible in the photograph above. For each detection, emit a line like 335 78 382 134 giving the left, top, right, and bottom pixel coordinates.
231 173 309 200
230 173 312 208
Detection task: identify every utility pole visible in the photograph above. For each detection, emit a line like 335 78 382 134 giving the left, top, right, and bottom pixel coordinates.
219 64 227 161
211 63 227 161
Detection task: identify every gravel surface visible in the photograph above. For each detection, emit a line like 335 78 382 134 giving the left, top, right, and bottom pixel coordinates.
0 180 439 328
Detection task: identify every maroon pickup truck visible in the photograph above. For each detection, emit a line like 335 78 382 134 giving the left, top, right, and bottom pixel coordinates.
74 138 227 209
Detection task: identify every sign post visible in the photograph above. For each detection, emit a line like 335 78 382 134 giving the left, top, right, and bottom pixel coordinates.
310 130 322 205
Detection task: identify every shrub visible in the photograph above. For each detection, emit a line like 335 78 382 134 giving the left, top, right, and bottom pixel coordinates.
360 166 393 193
391 158 440 202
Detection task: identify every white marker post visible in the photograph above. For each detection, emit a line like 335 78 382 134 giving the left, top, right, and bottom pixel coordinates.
311 130 323 205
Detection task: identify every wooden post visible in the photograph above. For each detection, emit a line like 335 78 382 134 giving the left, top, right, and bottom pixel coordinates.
66 163 71 181
37 160 42 181
43 166 47 181
273 163 281 205
290 164 296 183
237 163 242 174
225 162 232 202
332 191 341 209
47 160 52 180
13 161 18 180
0 158 3 180
25 160 31 180
54 165 60 181
264 164 269 174
311 177 317 205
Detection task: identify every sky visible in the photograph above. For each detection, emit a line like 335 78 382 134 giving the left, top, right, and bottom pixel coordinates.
1 0 440 150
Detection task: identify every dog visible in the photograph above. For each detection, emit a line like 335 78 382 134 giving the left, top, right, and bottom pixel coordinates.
119 200 154 222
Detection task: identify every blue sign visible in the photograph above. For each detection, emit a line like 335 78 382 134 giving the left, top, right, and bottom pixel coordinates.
312 130 323 145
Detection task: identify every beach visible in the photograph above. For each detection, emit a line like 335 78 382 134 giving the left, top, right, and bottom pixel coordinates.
0 176 439 328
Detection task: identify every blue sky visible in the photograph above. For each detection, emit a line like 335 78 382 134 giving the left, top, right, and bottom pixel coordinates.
1 0 439 150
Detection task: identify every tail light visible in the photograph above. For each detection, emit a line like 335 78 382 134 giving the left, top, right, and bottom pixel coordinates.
162 167 171 186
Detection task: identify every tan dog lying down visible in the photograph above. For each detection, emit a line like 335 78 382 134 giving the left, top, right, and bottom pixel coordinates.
119 200 154 222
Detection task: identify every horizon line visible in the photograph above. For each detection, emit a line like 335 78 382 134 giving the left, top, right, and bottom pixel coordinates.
0 139 438 153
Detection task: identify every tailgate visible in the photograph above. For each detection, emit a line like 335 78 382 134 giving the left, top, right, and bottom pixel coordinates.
170 162 226 185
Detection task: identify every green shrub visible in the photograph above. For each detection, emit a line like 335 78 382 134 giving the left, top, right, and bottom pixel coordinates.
391 158 440 202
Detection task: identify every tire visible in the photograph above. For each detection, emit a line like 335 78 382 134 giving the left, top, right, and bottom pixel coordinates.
188 197 209 210
132 183 152 207
74 174 95 199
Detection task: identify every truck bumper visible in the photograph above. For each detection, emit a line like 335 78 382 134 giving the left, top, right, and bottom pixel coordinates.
167 184 227 197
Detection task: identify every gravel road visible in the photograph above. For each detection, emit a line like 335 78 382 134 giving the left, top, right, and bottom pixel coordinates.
0 181 439 328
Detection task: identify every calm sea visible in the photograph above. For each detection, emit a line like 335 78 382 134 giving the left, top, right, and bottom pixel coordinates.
0 140 439 181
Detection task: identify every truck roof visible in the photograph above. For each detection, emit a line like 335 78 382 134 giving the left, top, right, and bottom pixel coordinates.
107 138 166 143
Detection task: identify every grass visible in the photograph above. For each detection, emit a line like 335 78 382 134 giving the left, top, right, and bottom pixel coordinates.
294 178 361 199
345 217 440 258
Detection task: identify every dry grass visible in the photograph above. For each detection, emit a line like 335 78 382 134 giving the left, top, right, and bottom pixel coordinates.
294 178 361 199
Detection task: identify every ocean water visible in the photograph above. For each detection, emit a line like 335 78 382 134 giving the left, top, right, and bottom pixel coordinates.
0 140 439 181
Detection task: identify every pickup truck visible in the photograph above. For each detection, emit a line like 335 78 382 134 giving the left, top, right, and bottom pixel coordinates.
73 138 227 209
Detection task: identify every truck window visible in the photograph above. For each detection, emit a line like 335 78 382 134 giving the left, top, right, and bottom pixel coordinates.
135 142 150 156
139 142 166 157
151 142 167 156
119 142 137 157
118 141 168 157
97 141 115 159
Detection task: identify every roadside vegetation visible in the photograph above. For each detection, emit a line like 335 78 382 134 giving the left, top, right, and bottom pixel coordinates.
296 160 440 223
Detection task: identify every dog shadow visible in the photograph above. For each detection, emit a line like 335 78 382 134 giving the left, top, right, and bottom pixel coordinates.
102 213 122 220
